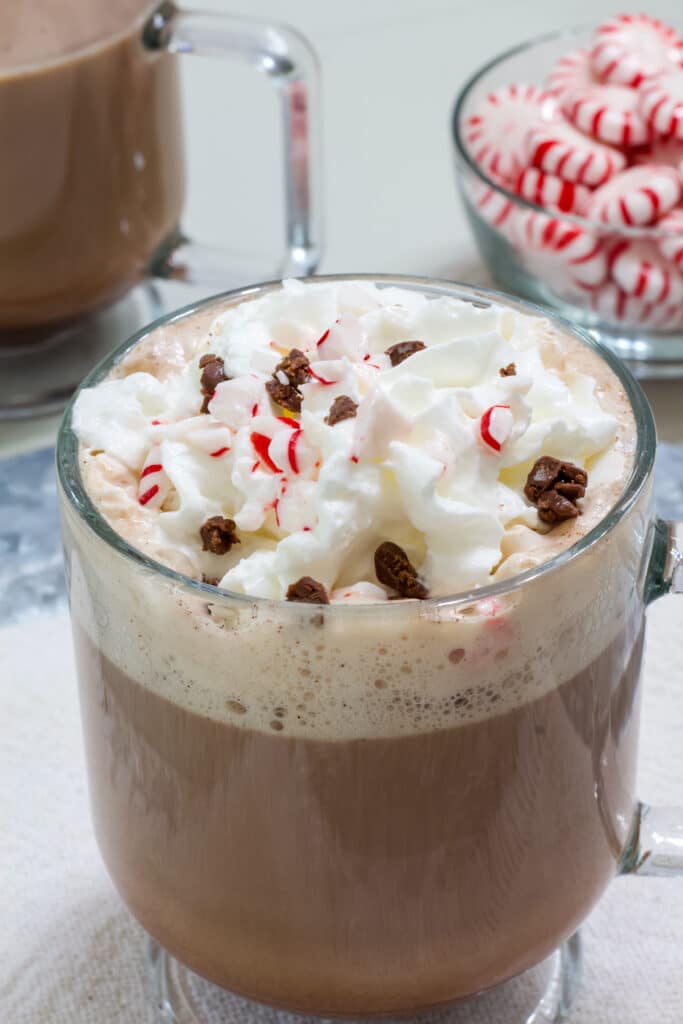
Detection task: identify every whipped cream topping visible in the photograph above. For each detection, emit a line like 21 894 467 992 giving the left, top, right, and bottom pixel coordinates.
73 279 622 602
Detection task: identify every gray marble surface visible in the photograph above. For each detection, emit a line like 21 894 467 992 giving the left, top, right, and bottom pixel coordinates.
2 443 683 626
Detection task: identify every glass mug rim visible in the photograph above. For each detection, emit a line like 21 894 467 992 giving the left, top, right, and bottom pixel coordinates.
450 23 683 243
0 2 160 78
56 273 656 617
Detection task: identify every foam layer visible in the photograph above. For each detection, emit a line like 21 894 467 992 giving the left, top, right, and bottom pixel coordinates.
63 281 644 740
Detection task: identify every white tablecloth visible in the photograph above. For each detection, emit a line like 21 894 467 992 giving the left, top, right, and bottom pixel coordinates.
2 597 683 1023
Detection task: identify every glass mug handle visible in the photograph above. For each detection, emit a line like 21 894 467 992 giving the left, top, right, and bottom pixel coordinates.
143 1 322 282
620 519 683 877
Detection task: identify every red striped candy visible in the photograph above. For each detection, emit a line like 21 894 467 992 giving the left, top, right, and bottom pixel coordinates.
609 239 683 303
591 281 683 328
546 50 597 99
464 84 555 181
468 179 518 240
525 119 625 186
591 15 683 88
562 83 651 146
137 447 172 509
639 69 683 140
514 167 591 215
516 211 607 291
585 166 681 226
657 208 683 271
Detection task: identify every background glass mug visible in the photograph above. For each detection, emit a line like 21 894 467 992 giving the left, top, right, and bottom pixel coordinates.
57 277 683 1024
0 0 321 339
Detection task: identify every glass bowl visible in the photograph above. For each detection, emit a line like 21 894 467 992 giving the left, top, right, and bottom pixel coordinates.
451 25 683 378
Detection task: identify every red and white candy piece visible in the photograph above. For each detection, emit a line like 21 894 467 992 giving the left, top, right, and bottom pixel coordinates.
591 281 683 328
657 207 683 271
516 211 607 291
467 179 518 239
464 84 555 181
639 68 683 140
480 405 513 452
546 49 596 99
591 14 682 88
514 167 591 215
609 238 683 303
525 119 625 187
562 83 652 147
138 447 172 508
586 165 681 226
631 137 683 172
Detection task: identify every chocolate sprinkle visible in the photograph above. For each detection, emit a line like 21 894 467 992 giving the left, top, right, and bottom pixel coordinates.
499 362 517 377
275 348 310 386
199 516 240 554
374 541 428 599
266 378 302 413
385 340 426 367
286 576 330 604
524 456 588 525
199 354 229 413
325 395 358 425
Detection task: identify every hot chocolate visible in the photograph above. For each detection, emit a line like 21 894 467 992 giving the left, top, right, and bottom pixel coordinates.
63 280 643 1014
0 0 184 335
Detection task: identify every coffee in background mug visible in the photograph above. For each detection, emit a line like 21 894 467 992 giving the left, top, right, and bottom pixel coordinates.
0 0 321 340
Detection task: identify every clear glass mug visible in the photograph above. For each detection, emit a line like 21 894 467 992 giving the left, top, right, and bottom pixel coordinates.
0 1 320 416
57 277 683 1024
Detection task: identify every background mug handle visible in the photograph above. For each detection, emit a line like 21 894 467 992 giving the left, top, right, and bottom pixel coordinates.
620 519 683 877
143 1 322 286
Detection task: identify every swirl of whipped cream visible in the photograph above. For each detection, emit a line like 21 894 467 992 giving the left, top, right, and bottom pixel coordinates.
73 279 620 601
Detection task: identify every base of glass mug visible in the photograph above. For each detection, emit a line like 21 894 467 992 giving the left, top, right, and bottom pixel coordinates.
147 933 582 1024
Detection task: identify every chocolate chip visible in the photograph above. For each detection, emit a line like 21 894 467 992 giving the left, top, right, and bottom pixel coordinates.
499 362 517 377
275 348 310 386
266 378 302 413
374 541 428 599
525 456 587 503
385 340 426 367
524 456 588 526
201 574 220 586
286 576 330 604
199 516 240 555
199 354 229 413
325 395 358 425
537 490 581 524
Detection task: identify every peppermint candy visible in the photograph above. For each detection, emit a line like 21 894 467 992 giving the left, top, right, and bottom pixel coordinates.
591 281 683 328
525 119 626 186
480 405 513 452
464 84 554 181
591 15 683 88
657 208 683 271
562 82 652 147
467 179 518 240
639 68 683 140
516 211 607 292
585 165 681 226
138 447 172 508
514 166 591 215
546 49 597 99
609 238 683 303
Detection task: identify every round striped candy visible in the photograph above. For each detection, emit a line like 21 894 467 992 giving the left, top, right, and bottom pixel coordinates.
591 281 683 328
516 211 607 292
525 119 626 186
467 179 518 240
591 14 683 88
464 84 555 181
514 167 591 215
657 208 683 271
585 165 681 226
562 83 652 147
609 239 683 303
639 68 683 140
546 49 597 99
